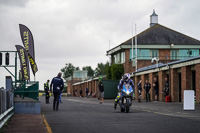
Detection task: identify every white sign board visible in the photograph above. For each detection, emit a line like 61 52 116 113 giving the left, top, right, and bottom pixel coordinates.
183 90 195 110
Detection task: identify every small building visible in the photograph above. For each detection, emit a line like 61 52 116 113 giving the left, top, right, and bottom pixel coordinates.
67 70 88 95
73 70 88 81
107 10 200 73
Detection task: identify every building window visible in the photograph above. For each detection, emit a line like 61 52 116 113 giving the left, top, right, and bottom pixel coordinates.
116 53 120 63
130 49 155 60
151 50 159 58
179 50 188 60
190 49 199 56
171 49 199 60
113 55 116 64
171 50 179 60
121 52 125 63
113 52 123 64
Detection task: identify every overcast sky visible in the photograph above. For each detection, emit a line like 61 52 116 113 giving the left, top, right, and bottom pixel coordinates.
1 0 200 90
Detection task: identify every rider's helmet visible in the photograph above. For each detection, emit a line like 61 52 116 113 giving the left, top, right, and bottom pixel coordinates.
123 73 130 81
99 76 103 81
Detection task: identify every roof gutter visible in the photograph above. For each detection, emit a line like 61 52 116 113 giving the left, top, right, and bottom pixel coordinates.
106 45 122 55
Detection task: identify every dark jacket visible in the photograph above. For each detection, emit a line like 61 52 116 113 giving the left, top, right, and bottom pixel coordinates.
154 81 158 90
99 81 104 92
165 81 169 95
137 82 142 91
144 82 151 92
50 76 64 93
86 88 89 93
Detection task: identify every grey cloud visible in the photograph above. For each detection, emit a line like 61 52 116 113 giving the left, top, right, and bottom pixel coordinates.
1 0 200 89
0 0 29 7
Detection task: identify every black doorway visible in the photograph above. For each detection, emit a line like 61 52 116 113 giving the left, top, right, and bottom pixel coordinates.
192 71 196 94
178 73 182 102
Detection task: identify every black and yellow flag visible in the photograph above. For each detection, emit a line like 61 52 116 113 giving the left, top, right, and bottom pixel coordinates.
15 45 30 80
19 24 38 76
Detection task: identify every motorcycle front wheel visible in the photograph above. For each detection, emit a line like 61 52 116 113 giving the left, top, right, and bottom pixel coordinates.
126 100 130 113
121 108 125 112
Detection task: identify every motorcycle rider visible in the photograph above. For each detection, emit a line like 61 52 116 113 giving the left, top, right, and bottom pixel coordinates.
114 73 135 110
137 79 142 102
144 79 151 102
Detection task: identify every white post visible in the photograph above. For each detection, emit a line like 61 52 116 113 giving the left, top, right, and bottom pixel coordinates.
109 40 110 49
109 40 111 66
135 23 137 72
131 23 133 64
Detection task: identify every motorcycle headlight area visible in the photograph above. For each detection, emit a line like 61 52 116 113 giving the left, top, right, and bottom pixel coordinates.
126 90 133 95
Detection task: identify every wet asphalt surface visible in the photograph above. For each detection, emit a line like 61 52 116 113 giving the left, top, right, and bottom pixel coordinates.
41 96 200 133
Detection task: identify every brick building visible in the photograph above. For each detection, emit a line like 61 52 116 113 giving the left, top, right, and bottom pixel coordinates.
132 56 200 103
67 70 87 95
107 10 200 73
70 10 200 103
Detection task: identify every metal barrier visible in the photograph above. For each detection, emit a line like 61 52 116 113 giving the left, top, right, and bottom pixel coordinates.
13 80 39 100
0 87 14 128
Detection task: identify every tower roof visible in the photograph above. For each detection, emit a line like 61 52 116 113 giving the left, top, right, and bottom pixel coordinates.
151 9 158 16
122 24 200 45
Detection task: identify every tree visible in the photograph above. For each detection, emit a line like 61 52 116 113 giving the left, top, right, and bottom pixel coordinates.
82 66 94 77
110 64 124 80
75 67 80 71
106 65 111 79
61 63 75 81
95 62 109 76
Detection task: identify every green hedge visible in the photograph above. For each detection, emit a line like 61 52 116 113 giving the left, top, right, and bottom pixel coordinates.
106 64 124 80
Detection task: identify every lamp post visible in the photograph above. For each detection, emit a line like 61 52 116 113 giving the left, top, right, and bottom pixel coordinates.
151 57 159 68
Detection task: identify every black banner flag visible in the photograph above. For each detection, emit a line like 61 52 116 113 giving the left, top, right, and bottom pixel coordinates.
15 45 30 80
19 24 38 76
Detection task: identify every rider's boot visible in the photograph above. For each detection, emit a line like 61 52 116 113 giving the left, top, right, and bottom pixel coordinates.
114 99 117 110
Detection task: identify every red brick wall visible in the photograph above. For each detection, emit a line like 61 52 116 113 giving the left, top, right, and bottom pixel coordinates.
181 66 191 102
159 49 170 61
123 49 175 74
170 69 179 102
158 71 166 101
195 64 200 103
140 75 145 100
92 81 95 95
89 81 92 94
134 76 139 100
124 50 135 73
67 79 82 95
149 73 153 101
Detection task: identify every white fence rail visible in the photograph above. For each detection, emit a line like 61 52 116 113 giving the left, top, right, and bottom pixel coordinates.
0 88 14 128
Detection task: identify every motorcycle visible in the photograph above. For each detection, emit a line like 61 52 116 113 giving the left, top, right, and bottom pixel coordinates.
118 84 133 113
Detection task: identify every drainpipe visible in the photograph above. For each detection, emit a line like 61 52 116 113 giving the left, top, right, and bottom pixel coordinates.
168 64 171 100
